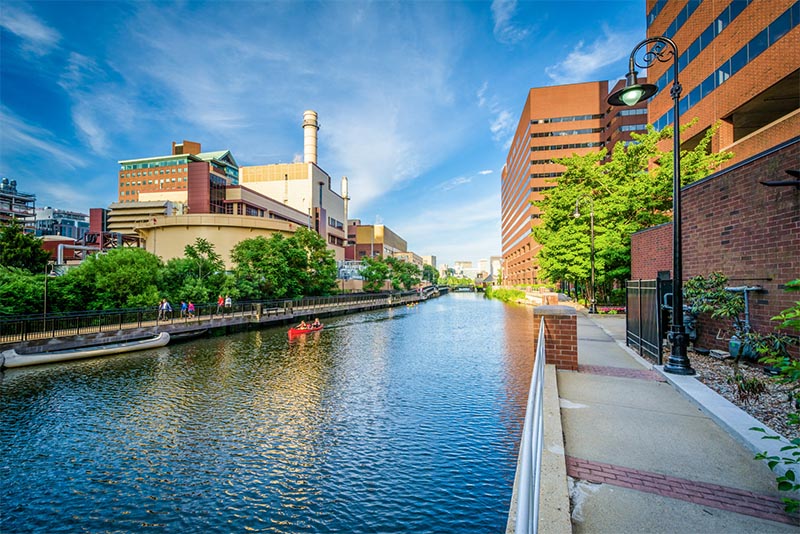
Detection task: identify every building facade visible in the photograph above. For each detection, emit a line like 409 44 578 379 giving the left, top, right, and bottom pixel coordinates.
0 178 36 231
646 0 799 165
344 220 408 260
34 207 89 239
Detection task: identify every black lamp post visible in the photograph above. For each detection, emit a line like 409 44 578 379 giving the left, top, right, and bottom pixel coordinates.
608 36 695 375
573 197 597 314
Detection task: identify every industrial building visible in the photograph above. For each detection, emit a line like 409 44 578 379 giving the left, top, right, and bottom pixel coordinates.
0 178 36 232
239 111 349 261
345 220 408 260
34 207 89 240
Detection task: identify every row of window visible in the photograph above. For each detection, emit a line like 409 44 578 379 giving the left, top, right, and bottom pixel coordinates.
648 0 702 36
120 177 187 187
653 2 799 132
530 141 604 152
530 172 563 179
618 124 648 132
530 113 603 125
531 127 602 138
617 108 647 117
122 167 188 178
530 159 553 165
531 185 556 192
121 158 190 170
656 0 753 93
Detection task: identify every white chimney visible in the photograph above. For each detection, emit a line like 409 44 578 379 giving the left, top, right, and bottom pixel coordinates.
341 175 349 222
302 110 319 164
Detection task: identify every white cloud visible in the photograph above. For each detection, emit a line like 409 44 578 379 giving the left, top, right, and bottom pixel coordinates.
0 5 60 55
544 25 639 84
478 82 516 147
439 176 472 191
478 170 493 175
0 107 87 169
491 0 530 45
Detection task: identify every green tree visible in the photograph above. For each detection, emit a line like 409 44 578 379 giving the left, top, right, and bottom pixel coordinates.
422 264 439 285
385 256 422 290
0 266 45 315
361 256 390 292
534 123 732 294
159 238 226 304
52 248 162 310
0 219 51 273
231 235 296 299
184 238 225 282
291 227 338 296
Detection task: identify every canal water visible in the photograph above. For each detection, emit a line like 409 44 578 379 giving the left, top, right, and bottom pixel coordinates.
1 293 536 533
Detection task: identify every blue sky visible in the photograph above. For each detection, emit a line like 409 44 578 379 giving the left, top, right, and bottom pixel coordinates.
0 0 644 267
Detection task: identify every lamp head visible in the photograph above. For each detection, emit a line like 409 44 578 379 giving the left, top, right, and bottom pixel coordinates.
573 199 580 219
607 69 659 107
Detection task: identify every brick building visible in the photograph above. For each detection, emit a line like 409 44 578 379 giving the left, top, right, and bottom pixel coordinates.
646 0 799 165
501 81 648 286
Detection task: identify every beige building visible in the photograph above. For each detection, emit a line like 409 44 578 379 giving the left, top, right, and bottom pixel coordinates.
393 251 424 268
239 111 348 261
422 255 437 269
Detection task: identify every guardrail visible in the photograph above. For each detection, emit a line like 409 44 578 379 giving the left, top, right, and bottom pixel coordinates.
513 317 546 534
0 291 423 345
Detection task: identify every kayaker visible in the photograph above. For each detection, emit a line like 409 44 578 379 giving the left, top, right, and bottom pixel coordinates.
312 318 321 328
298 320 308 329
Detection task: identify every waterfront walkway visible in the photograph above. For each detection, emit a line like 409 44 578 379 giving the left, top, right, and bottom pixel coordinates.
558 312 798 532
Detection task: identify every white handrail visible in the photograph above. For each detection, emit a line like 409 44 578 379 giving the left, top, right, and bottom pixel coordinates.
514 317 546 534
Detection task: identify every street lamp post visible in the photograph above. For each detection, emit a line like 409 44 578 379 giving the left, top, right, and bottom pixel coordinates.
573 197 597 314
608 36 694 375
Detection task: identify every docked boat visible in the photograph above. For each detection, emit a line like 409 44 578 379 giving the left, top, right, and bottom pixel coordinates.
0 332 170 369
288 324 324 337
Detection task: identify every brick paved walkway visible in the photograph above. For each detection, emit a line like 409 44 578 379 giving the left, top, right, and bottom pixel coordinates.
566 456 799 526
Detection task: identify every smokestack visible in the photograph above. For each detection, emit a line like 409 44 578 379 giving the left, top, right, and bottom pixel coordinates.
341 176 349 223
303 110 319 164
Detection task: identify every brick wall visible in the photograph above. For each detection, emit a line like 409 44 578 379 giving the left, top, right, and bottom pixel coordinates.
631 222 673 280
630 139 800 351
682 138 800 350
533 306 578 370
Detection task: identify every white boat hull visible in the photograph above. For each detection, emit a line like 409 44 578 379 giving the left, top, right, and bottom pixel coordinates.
0 332 171 369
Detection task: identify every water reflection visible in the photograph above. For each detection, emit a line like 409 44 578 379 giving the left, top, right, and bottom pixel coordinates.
1 293 535 533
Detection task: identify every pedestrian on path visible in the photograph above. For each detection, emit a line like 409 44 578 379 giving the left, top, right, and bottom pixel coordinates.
187 301 195 318
180 300 187 318
216 295 224 315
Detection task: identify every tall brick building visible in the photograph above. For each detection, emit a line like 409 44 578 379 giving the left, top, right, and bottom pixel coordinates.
646 0 799 165
501 81 648 286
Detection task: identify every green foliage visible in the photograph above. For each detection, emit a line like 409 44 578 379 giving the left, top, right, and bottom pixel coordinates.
534 123 732 290
291 227 338 296
485 286 525 303
0 266 47 315
749 279 800 513
231 235 297 300
422 264 439 285
52 248 163 310
0 219 51 274
361 256 390 292
385 256 422 290
726 373 766 405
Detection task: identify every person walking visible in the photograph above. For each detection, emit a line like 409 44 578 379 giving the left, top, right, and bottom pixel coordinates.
216 295 224 315
180 300 187 319
187 301 195 318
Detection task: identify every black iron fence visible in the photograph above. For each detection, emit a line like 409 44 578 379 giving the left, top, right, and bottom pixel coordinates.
0 291 422 345
626 279 672 364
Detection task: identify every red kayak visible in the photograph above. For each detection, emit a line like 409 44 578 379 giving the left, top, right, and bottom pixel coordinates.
288 324 324 337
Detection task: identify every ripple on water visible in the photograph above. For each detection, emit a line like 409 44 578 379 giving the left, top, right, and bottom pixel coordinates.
1 294 534 533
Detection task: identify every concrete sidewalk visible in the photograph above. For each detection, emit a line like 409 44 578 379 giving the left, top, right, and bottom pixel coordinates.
558 312 798 533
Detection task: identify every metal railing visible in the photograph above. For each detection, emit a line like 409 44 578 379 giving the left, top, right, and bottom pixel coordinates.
0 291 422 345
514 317 546 534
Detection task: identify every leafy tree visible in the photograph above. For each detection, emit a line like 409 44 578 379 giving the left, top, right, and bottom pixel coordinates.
422 264 439 285
51 248 162 310
291 227 338 296
361 256 390 292
231 235 297 300
0 266 45 315
534 123 732 295
0 219 51 273
385 256 422 290
159 239 226 304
